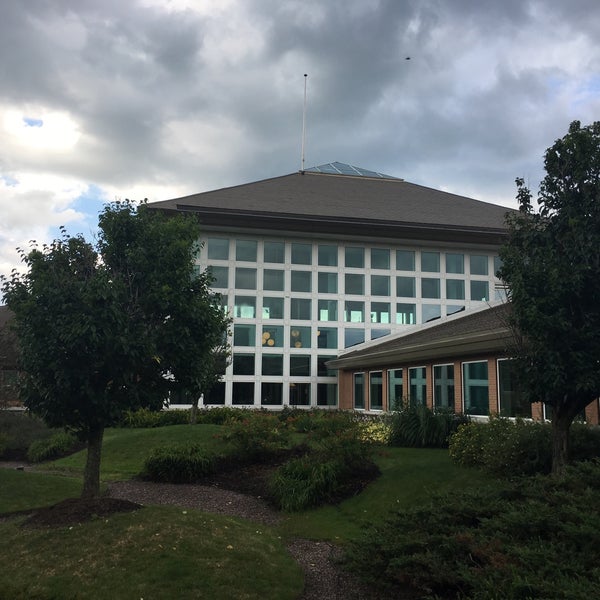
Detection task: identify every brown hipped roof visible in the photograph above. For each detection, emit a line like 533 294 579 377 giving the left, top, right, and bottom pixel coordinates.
150 169 514 244
327 303 513 370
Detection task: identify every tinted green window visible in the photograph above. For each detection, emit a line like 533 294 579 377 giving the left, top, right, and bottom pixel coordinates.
262 297 284 319
290 326 311 348
318 272 338 293
317 327 338 349
421 251 440 272
264 241 285 263
371 275 390 296
317 383 337 406
434 364 455 410
470 255 488 275
371 248 390 269
446 279 465 300
291 271 311 292
353 373 365 409
470 280 489 301
318 245 338 266
207 238 229 260
422 278 440 299
498 359 529 417
289 382 310 406
262 325 283 348
233 324 255 346
371 328 390 340
261 383 283 406
208 266 228 289
370 302 390 323
345 247 365 268
446 253 464 274
318 299 338 321
232 382 254 405
263 269 284 291
409 367 426 406
396 276 416 297
493 256 503 277
233 354 255 375
396 250 415 271
423 304 441 322
345 273 364 295
262 355 283 376
291 243 312 265
345 329 365 348
370 372 383 410
463 361 489 416
344 301 364 322
234 296 256 319
290 355 311 376
317 355 336 377
235 267 256 289
396 303 416 325
388 369 403 410
290 298 311 320
235 240 257 262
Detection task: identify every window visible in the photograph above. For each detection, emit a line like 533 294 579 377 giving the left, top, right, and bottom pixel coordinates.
434 364 454 410
345 273 364 295
264 241 285 263
262 325 283 347
388 369 403 410
317 383 337 406
447 305 465 316
234 296 256 319
370 372 383 410
235 267 256 289
263 269 284 291
262 297 284 319
409 367 427 406
232 382 254 405
463 361 489 415
289 382 310 406
493 256 503 277
422 304 441 322
317 355 336 377
290 355 310 376
291 242 312 264
233 354 255 375
396 276 416 298
370 302 390 323
290 298 311 320
318 244 338 266
261 383 283 406
446 253 464 274
446 279 465 300
208 266 228 289
470 255 488 275
396 249 415 271
290 326 311 348
345 247 365 268
318 299 338 321
371 248 390 269
205 382 225 405
353 373 365 409
233 324 255 346
207 237 229 260
422 278 440 299
291 270 311 292
396 303 416 325
421 251 440 272
470 280 489 301
318 272 338 293
317 327 338 349
235 240 257 262
497 359 529 417
344 301 364 322
262 355 283 376
371 328 390 340
344 328 365 348
371 275 390 296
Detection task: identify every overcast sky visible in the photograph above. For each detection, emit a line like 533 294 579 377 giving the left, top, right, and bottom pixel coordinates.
1 0 599 278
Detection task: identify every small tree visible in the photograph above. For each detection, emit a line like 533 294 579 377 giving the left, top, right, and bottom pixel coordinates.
2 201 230 497
499 121 600 475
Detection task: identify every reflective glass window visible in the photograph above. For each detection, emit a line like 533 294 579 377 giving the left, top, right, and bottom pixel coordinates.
261 383 282 406
262 325 284 348
318 299 338 321
423 304 441 322
208 266 228 289
263 269 284 291
290 355 310 376
235 267 256 289
317 383 337 406
317 355 337 377
344 301 365 322
291 242 312 265
470 255 488 275
234 296 256 319
290 326 311 349
262 355 283 376
396 303 416 325
409 367 427 406
396 250 415 271
353 373 365 409
317 327 338 349
371 248 390 269
371 275 390 296
233 324 255 347
370 372 383 410
388 369 403 410
262 297 284 319
318 272 338 294
318 245 338 266
463 361 489 415
396 276 416 298
344 328 365 348
421 251 440 272
446 253 464 274
422 278 440 299
446 279 465 300
207 238 229 260
290 298 311 320
345 273 364 295
345 247 365 268
291 271 311 293
232 354 255 375
264 241 285 263
289 382 310 406
232 382 254 405
470 280 489 301
434 364 455 410
370 302 390 323
235 240 257 262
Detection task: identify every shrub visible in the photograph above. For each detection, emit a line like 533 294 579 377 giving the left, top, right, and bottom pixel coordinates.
344 460 600 599
121 408 190 428
26 431 78 462
268 429 378 511
0 411 53 460
0 432 7 458
195 406 249 425
388 405 468 448
143 444 219 483
221 413 290 461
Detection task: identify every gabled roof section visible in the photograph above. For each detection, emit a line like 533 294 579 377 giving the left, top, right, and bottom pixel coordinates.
149 165 515 244
327 303 513 370
303 162 400 180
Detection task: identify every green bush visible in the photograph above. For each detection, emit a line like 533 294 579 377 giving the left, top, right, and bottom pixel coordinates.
26 431 78 463
345 460 600 599
388 405 468 448
0 432 8 458
221 413 290 461
0 411 53 460
268 430 378 511
121 408 190 428
143 444 219 483
195 406 249 425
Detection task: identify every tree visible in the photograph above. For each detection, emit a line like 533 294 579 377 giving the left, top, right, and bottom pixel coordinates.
499 120 600 475
2 201 230 497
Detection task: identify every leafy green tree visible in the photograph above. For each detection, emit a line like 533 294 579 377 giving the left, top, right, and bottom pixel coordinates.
499 121 600 475
2 201 230 497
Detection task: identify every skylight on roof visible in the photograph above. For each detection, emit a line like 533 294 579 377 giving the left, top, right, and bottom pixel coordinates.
304 162 399 180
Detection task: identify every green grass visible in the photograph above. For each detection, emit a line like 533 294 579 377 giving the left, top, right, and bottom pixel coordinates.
0 469 83 514
0 506 303 600
278 447 499 542
45 424 226 480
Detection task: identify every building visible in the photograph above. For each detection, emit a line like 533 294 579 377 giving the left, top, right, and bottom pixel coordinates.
150 162 512 409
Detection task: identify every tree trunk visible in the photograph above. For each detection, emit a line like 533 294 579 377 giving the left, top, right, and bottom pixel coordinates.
551 411 571 478
81 426 104 499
